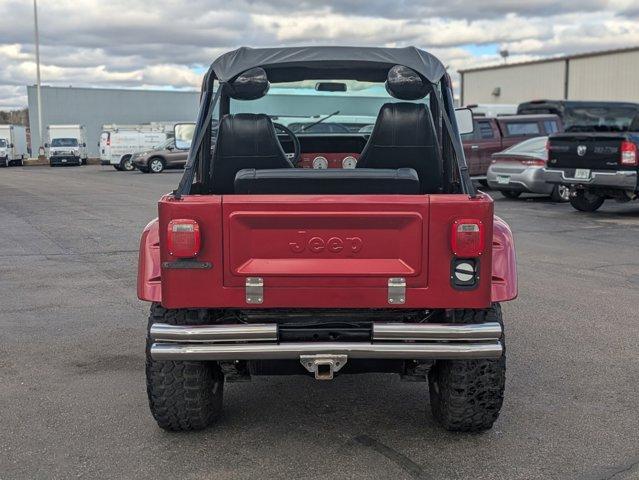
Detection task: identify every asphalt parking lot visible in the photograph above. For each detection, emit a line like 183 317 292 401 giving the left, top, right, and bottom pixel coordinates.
1 165 638 480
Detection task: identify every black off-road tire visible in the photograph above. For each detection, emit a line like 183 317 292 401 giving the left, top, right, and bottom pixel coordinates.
501 190 521 199
146 303 224 431
428 304 505 432
569 191 605 212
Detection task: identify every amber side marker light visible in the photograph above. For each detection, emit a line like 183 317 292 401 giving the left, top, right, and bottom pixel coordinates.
167 219 201 258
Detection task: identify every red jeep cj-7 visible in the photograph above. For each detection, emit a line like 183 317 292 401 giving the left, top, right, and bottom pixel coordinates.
137 46 517 432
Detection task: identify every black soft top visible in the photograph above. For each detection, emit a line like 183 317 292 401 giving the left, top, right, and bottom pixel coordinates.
210 46 447 84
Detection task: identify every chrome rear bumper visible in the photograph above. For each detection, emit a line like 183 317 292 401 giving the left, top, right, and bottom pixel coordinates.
150 322 503 362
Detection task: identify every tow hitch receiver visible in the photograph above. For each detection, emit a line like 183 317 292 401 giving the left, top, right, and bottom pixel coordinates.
300 354 348 380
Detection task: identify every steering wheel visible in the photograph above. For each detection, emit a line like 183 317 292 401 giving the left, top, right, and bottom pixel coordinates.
273 122 301 166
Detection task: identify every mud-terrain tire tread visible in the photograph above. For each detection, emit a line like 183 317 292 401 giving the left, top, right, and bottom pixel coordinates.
146 303 223 431
429 304 505 432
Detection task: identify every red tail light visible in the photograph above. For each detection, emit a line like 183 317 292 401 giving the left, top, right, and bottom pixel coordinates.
167 219 201 258
521 158 546 166
451 219 484 257
620 141 637 166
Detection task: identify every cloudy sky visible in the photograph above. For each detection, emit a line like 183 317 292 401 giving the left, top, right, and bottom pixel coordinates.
1 0 639 109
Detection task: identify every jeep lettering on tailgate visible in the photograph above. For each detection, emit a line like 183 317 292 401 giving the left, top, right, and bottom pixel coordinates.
289 231 363 253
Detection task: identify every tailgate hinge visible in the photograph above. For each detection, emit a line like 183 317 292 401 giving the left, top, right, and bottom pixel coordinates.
388 277 406 304
245 277 264 304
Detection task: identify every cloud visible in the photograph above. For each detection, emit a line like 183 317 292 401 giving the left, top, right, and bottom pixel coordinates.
0 0 637 108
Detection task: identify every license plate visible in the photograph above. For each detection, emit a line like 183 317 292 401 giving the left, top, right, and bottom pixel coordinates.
497 175 510 185
61 159 67 163
574 168 590 180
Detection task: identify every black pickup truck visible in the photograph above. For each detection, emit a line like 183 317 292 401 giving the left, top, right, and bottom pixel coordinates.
543 103 639 212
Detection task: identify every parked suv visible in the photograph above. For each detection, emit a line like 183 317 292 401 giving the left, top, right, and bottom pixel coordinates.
139 46 517 433
462 114 562 181
132 138 187 173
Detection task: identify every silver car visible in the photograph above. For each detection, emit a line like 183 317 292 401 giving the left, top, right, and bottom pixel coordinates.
487 136 570 201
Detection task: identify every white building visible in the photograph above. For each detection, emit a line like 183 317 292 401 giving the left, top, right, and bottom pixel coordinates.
459 46 639 106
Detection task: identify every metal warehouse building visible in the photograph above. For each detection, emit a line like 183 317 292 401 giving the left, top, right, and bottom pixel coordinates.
459 46 639 106
27 86 201 157
27 85 395 158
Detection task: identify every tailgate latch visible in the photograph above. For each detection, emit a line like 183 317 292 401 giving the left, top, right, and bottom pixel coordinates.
245 277 264 304
388 277 406 304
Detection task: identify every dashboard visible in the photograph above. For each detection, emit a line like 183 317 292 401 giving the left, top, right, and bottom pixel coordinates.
278 133 367 170
298 152 360 169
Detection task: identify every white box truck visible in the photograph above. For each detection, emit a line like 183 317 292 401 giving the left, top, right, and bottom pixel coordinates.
99 123 175 171
46 124 87 167
0 125 28 167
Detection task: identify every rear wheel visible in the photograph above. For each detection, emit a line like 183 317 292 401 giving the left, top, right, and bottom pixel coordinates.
113 165 123 171
429 304 505 432
501 190 521 199
570 191 605 212
148 157 165 173
146 304 224 431
120 155 134 171
550 184 570 202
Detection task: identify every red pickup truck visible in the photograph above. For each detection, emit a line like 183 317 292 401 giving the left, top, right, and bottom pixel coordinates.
139 46 518 434
463 114 562 180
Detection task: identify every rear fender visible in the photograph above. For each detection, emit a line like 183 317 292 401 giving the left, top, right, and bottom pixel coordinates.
137 218 161 302
491 215 517 302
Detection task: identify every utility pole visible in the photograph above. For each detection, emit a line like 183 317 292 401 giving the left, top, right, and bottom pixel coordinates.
33 0 43 155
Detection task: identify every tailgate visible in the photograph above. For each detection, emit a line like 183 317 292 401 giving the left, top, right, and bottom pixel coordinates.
548 134 627 170
223 195 428 288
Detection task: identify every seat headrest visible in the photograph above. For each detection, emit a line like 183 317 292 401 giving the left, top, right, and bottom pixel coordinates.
225 67 270 100
385 65 429 101
371 103 433 145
